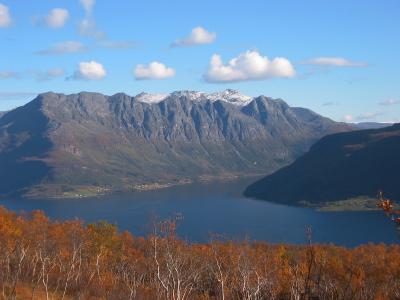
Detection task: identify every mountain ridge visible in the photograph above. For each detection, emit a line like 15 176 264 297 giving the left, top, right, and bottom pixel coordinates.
0 90 352 198
244 123 400 205
354 122 393 130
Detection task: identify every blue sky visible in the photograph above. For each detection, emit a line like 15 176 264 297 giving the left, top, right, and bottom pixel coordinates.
0 0 399 122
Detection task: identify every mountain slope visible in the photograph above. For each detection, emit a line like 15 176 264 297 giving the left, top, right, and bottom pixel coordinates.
354 122 393 130
0 90 351 197
244 124 400 204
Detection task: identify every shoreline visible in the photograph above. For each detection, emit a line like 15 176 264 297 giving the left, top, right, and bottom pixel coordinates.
300 197 380 212
6 178 384 213
16 173 265 200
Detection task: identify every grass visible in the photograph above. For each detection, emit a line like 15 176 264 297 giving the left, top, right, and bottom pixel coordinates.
301 196 380 211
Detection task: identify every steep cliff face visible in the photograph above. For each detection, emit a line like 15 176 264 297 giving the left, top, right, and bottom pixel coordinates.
0 90 352 197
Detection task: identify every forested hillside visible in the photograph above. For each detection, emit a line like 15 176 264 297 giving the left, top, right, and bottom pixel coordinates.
0 207 398 299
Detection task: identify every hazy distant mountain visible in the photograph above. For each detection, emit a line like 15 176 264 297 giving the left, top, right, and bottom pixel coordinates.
354 122 392 130
0 90 351 198
245 124 400 204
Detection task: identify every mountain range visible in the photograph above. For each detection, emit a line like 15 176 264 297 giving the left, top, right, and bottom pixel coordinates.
0 89 352 198
354 122 393 130
245 123 400 204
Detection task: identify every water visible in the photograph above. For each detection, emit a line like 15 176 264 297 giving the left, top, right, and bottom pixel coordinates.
1 178 398 247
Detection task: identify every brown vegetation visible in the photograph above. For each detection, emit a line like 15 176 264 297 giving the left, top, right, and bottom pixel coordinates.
377 191 400 226
0 207 399 299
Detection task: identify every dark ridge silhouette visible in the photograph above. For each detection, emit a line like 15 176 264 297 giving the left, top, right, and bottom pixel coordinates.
245 123 400 204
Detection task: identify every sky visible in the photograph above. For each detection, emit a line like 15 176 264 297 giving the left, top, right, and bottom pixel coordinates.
0 0 399 123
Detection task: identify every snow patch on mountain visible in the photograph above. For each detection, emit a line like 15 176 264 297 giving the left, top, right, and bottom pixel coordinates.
134 89 253 106
135 92 168 104
208 89 253 105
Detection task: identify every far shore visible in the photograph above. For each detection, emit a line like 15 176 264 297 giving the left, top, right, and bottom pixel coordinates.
4 177 385 213
14 173 266 200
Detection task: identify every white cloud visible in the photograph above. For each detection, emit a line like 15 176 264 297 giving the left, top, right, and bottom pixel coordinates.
0 71 19 79
204 50 295 83
35 41 86 55
379 98 400 106
302 57 367 67
45 8 69 28
134 62 175 80
0 3 11 27
172 26 216 47
78 0 105 39
69 61 106 80
80 0 95 14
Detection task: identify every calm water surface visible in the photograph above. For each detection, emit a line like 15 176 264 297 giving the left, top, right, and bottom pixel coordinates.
1 178 398 247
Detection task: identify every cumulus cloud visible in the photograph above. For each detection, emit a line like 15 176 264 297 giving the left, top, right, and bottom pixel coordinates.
35 41 86 55
134 62 175 80
172 26 216 47
44 8 69 28
69 61 106 80
302 57 367 67
204 50 295 83
0 71 19 79
0 3 11 27
379 98 400 106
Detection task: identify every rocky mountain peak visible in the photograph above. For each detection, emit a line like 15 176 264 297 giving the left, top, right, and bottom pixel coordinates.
132 89 252 106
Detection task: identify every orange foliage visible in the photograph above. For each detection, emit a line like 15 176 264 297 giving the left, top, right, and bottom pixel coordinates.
377 192 400 230
0 206 398 299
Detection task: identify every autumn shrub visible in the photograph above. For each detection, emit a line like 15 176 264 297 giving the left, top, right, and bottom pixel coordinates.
0 206 398 300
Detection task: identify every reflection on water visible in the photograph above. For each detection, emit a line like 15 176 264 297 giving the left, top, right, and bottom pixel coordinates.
1 178 398 247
